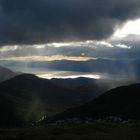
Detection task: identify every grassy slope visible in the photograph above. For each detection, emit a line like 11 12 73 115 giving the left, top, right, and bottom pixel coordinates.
0 123 140 140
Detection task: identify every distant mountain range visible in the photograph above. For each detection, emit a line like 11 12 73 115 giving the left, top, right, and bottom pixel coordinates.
0 66 18 83
50 83 140 121
50 77 134 90
2 58 140 82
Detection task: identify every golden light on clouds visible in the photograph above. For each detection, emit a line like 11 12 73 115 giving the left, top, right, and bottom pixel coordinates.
0 55 95 62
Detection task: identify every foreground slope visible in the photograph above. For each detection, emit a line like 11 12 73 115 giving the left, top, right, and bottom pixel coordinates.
1 123 140 140
51 84 140 121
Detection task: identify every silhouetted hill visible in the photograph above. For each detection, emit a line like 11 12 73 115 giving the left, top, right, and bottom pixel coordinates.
0 94 25 127
0 66 17 82
50 77 97 88
0 74 98 104
50 77 134 91
0 74 108 127
51 83 140 121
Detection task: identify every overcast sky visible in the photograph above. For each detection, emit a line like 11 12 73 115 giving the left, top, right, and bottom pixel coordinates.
1 0 140 62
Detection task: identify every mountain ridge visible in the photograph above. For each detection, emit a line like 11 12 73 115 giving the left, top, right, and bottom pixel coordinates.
49 83 140 122
0 66 18 83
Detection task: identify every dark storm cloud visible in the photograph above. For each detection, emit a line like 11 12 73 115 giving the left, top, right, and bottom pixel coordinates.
0 0 140 45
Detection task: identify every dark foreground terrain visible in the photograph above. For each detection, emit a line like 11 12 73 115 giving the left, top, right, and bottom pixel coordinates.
0 122 140 140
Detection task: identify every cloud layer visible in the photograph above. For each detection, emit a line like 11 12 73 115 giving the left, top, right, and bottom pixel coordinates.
0 36 137 61
0 0 140 45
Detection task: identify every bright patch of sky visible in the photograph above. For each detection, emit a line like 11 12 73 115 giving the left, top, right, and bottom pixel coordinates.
115 44 131 49
46 41 130 49
38 74 101 79
114 19 140 38
0 45 19 52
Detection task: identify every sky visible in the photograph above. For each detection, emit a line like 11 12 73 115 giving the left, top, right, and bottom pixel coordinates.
1 0 140 79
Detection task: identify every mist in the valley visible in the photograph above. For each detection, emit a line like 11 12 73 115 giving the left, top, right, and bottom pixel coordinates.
1 58 139 90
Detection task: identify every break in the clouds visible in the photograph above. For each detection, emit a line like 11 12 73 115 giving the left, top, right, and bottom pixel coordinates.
0 39 133 61
0 0 140 45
